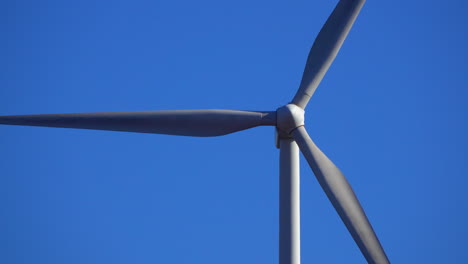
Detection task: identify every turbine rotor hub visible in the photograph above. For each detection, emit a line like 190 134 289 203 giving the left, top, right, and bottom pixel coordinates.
276 104 305 137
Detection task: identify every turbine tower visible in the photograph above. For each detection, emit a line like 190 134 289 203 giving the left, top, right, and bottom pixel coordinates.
0 0 390 263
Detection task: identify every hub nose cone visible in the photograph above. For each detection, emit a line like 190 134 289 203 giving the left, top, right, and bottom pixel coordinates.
276 104 305 135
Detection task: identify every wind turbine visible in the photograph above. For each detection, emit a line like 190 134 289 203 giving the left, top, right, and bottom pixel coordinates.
1 0 389 263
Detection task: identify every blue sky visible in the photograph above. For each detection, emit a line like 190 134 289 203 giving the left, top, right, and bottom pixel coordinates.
1 0 467 263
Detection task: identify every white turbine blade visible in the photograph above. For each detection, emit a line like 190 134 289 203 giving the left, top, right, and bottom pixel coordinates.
292 0 366 109
0 110 276 137
291 126 389 264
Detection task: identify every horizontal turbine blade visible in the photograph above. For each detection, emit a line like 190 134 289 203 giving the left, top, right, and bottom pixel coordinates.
292 0 366 109
0 110 276 137
291 126 389 264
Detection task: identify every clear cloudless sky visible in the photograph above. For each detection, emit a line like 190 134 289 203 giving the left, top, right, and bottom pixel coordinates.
1 0 467 263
